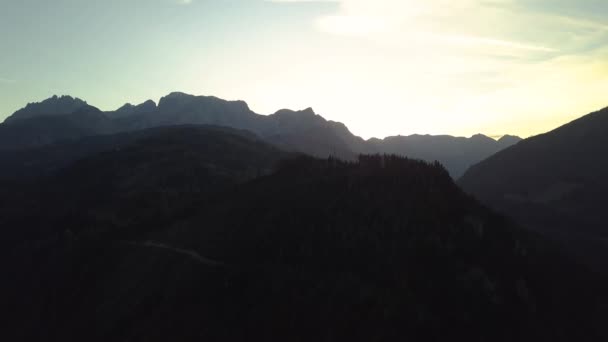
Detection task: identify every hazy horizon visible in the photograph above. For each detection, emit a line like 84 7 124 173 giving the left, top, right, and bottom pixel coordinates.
2 90 598 140
2 0 607 139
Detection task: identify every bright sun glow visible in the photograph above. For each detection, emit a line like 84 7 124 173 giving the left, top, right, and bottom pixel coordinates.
315 15 387 36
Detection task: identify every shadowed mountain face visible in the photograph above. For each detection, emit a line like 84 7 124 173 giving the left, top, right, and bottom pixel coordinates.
459 107 608 271
0 93 520 176
1 132 604 341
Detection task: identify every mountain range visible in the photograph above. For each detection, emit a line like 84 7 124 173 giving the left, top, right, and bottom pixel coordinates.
1 93 608 340
0 93 521 177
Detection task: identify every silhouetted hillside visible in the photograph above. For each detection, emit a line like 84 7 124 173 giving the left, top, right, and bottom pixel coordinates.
2 146 604 341
459 106 608 271
1 93 519 176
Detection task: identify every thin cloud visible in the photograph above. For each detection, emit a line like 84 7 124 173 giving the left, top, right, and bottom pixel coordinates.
0 77 15 84
285 0 605 58
438 34 558 53
261 0 608 137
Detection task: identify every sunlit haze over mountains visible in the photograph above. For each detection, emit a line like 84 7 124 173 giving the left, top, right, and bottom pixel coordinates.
1 0 607 138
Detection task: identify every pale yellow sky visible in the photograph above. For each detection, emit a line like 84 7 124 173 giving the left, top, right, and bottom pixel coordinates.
245 0 608 138
1 0 607 139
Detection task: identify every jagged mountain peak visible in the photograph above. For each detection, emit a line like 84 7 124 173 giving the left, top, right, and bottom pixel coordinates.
270 107 327 131
301 107 316 115
5 95 90 123
110 99 157 118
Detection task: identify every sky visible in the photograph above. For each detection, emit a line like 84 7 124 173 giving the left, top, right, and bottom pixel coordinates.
1 0 607 139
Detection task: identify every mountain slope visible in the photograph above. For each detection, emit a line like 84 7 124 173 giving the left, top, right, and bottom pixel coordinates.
459 106 608 270
3 150 605 341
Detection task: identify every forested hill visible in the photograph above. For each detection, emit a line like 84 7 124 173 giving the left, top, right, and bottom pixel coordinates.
2 139 605 341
